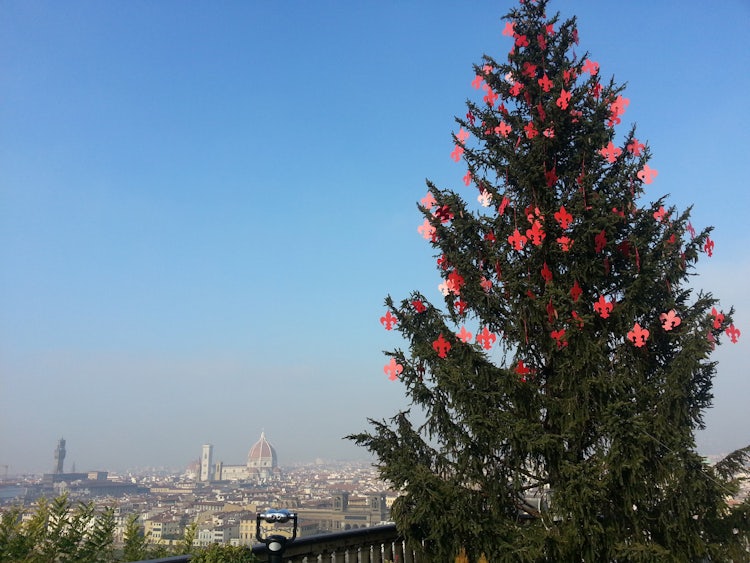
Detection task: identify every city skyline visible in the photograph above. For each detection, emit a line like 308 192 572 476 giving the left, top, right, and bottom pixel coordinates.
2 1 748 475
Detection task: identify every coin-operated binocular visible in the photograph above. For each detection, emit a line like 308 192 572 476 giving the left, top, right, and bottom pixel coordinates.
256 509 298 563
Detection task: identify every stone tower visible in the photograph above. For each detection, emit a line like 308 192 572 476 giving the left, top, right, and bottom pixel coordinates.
200 444 214 482
53 438 66 474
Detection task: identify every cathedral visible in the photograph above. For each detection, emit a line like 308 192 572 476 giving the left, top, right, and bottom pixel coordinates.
199 432 281 483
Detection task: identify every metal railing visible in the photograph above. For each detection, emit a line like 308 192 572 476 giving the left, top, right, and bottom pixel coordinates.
136 523 422 563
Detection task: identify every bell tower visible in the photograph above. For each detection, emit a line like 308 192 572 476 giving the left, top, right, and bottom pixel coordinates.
53 438 66 474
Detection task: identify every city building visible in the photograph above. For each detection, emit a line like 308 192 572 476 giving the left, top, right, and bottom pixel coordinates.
295 492 389 534
202 432 281 483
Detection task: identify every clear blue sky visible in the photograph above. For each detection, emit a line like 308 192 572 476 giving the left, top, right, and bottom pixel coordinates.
1 0 748 475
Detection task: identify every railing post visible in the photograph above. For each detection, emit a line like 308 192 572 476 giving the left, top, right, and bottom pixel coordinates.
372 543 384 563
360 544 372 563
383 540 395 563
393 540 405 563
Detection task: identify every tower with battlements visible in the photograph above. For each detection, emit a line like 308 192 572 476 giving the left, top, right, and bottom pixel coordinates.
53 438 66 474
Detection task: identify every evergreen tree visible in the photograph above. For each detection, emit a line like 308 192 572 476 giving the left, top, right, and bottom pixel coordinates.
350 1 748 561
0 494 115 563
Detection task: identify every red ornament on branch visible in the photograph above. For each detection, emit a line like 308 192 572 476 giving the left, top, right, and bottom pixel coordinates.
538 73 554 92
627 322 649 347
660 310 681 331
526 221 546 246
711 307 725 329
455 299 468 315
515 360 533 381
725 324 741 343
384 358 403 381
704 237 714 257
554 205 573 229
433 334 451 358
418 219 436 241
600 141 622 163
476 327 497 350
570 280 583 302
541 262 553 283
626 138 645 156
582 59 599 75
551 329 567 349
593 295 614 319
435 205 454 224
637 164 658 184
556 88 571 110
420 192 436 210
557 236 573 251
380 311 398 330
456 326 473 343
508 229 528 250
595 229 607 253
450 145 465 162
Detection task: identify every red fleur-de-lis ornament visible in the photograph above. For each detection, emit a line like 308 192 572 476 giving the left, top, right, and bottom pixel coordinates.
538 73 554 92
704 237 715 257
725 324 741 343
417 219 436 241
508 228 528 250
637 164 658 184
476 327 497 350
450 145 464 162
433 334 451 358
526 221 545 246
556 88 571 110
627 322 649 347
456 326 473 343
653 206 667 222
554 205 573 229
380 311 398 330
455 299 468 316
711 307 725 329
557 236 573 251
384 358 403 381
420 192 436 210
627 138 644 156
593 295 614 319
515 360 533 382
412 300 426 313
447 271 465 294
495 121 511 137
582 59 599 75
660 310 681 331
600 141 622 163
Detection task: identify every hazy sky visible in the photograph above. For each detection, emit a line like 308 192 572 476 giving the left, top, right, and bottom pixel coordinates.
1 1 748 475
